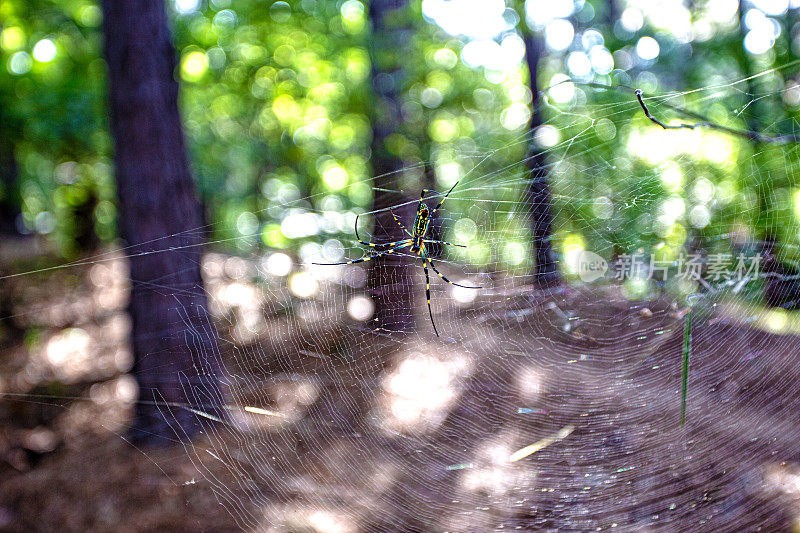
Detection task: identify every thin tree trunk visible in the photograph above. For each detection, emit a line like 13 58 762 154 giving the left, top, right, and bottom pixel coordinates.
102 0 224 445
422 159 443 258
521 30 561 288
367 0 416 333
736 2 770 231
0 112 20 236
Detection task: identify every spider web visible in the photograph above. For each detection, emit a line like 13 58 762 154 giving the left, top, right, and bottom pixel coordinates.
6 68 800 532
158 70 800 532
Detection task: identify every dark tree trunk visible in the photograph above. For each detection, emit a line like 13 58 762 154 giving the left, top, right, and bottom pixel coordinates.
522 30 561 288
367 0 416 333
102 0 224 445
422 160 443 258
0 115 21 236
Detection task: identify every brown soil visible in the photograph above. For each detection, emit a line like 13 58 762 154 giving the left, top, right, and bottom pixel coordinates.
2 253 800 532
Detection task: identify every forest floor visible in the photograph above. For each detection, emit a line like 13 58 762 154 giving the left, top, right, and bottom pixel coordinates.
2 245 800 532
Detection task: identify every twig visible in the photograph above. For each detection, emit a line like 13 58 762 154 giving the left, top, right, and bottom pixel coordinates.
635 88 800 145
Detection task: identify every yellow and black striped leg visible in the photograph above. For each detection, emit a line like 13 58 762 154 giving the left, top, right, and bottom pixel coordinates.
354 213 410 248
425 256 481 289
423 261 439 337
424 239 466 248
362 238 412 250
390 209 413 236
312 244 409 266
429 180 460 216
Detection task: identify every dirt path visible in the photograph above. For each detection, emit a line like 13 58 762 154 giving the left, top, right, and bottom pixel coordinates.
2 279 800 532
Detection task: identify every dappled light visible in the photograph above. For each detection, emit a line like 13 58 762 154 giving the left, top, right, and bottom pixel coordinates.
6 0 800 531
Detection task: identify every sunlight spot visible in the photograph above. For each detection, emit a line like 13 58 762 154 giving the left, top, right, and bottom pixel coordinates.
381 350 469 433
532 127 560 152
281 210 319 239
174 0 200 14
488 443 510 464
707 0 739 22
308 510 352 533
0 27 24 51
451 281 478 305
765 309 788 333
289 272 319 298
263 252 293 277
181 50 207 81
589 46 614 75
517 366 543 401
562 234 586 274
593 196 613 219
693 178 715 203
322 239 344 262
434 48 458 69
421 87 443 108
217 282 259 308
323 165 348 190
429 117 458 142
8 51 32 75
661 196 686 222
436 161 461 186
504 241 526 266
32 39 57 62
636 36 660 60
387 357 453 424
567 51 592 77
744 29 775 55
500 102 531 130
545 19 574 51
269 1 292 22
237 212 259 235
347 295 374 321
660 161 683 192
752 0 789 16
46 328 90 367
548 74 575 104
525 0 574 28
620 8 644 32
689 205 710 228
422 0 509 40
454 218 477 242
622 277 650 299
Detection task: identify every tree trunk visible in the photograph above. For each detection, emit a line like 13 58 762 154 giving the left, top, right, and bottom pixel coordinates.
521 30 562 288
0 113 20 236
367 0 416 333
102 0 224 445
422 159 443 258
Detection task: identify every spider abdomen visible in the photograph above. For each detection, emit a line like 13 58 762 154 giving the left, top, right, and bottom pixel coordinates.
410 206 430 253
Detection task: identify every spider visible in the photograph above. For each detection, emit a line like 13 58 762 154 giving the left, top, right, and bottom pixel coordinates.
314 180 480 336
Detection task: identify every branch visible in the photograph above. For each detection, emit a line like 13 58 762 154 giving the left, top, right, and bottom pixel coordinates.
634 88 800 145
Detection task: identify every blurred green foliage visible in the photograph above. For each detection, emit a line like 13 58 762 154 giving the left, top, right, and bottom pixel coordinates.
3 0 800 281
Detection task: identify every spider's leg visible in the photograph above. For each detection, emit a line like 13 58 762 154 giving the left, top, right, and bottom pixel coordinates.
425 255 481 289
390 209 413 236
429 180 460 216
354 213 369 246
423 239 467 248
313 244 410 265
364 238 413 250
356 213 412 247
423 261 439 337
354 214 402 248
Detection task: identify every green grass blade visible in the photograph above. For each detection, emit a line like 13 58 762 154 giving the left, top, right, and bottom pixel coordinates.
681 310 692 426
